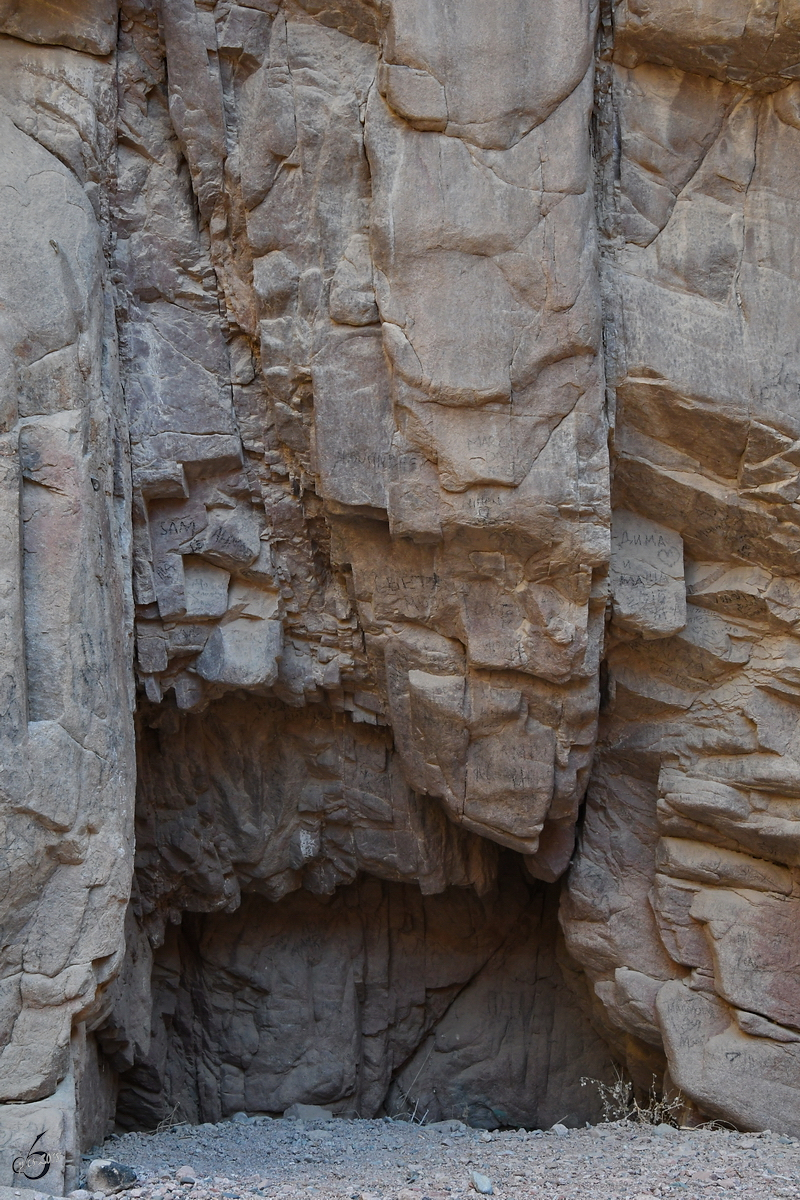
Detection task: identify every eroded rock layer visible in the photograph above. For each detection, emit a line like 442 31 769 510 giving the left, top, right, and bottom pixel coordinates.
1 0 800 1171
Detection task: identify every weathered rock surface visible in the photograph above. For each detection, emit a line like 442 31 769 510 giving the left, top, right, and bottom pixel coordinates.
0 18 135 1188
116 0 607 879
2 0 800 1169
561 0 800 1138
112 871 609 1131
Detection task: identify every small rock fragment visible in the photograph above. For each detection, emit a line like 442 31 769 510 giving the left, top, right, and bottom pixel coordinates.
551 1123 569 1137
470 1172 493 1195
176 1168 197 1184
86 1161 138 1195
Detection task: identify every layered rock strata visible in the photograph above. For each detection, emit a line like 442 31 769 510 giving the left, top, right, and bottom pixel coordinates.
561 0 800 1135
0 0 800 1173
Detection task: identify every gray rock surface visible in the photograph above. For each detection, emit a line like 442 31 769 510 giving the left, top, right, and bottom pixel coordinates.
112 871 610 1132
560 0 800 1138
0 17 135 1189
85 1161 137 1194
82 1119 800 1200
2 0 800 1168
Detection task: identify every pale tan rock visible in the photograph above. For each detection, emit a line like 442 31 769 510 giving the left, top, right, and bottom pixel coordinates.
656 837 793 894
0 0 117 56
6 0 800 1159
610 511 686 639
0 1072 76 1194
562 0 800 1135
383 0 595 149
614 0 800 89
657 981 800 1136
0 30 134 1173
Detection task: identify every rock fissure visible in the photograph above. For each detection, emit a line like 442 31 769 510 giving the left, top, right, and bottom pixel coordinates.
3 0 800 1181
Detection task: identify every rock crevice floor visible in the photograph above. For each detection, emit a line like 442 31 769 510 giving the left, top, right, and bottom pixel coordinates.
81 1115 800 1200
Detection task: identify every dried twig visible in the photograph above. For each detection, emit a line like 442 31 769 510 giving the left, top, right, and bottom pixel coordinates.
581 1068 685 1127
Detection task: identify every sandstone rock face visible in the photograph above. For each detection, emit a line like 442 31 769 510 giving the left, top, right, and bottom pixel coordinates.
0 18 135 1189
561 0 800 1136
3 0 800 1165
118 0 607 879
104 0 611 1129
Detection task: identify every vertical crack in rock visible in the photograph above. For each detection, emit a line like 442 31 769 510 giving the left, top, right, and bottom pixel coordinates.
109 0 614 1137
2 0 800 1166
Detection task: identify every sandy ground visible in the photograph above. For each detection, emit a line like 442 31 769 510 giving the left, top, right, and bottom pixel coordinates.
74 1113 800 1200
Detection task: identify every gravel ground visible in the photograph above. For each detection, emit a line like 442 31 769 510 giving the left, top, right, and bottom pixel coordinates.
78 1113 800 1200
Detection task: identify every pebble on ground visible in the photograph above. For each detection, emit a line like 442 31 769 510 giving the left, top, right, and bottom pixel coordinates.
73 1113 800 1200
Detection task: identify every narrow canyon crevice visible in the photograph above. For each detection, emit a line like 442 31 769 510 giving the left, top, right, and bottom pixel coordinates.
2 0 800 1185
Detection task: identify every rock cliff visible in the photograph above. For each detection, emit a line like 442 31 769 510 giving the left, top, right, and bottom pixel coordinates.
1 0 800 1182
